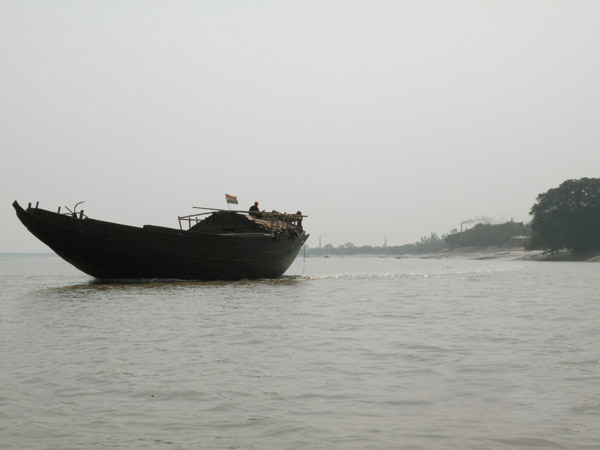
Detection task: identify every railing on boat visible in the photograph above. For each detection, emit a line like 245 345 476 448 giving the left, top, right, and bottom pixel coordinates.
177 207 306 234
31 201 89 219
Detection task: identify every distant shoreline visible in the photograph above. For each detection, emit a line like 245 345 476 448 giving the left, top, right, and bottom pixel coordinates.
309 247 600 262
0 253 57 257
428 247 600 262
5 249 600 262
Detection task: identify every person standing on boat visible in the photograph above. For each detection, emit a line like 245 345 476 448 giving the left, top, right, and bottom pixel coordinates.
249 201 261 218
296 211 303 230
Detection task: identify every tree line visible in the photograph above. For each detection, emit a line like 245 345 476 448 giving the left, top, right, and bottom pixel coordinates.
306 222 529 257
306 178 600 256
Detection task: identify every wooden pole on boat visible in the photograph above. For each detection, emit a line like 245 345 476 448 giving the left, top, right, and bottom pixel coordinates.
193 206 307 217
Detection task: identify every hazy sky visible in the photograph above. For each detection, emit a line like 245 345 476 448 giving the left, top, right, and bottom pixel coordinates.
2 0 599 252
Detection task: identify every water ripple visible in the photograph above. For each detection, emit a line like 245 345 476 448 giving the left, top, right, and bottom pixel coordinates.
1 257 600 448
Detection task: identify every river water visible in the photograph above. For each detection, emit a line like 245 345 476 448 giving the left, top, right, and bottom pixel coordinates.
1 255 599 449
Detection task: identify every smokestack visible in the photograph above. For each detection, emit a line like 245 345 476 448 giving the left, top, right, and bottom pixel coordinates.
319 234 328 248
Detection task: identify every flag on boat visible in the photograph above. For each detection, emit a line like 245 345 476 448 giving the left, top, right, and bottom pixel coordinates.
225 194 238 205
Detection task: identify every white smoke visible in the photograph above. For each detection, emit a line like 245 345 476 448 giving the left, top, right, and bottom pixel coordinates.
460 216 495 232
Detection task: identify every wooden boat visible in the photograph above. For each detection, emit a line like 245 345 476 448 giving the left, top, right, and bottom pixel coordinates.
13 201 308 280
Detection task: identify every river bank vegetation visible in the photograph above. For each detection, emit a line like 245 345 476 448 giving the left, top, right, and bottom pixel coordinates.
307 178 600 259
527 178 600 253
306 221 530 257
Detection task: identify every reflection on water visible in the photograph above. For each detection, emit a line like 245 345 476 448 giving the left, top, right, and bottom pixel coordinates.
1 256 599 449
42 275 307 296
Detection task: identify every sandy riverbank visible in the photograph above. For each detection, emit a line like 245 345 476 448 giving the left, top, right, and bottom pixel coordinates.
412 247 541 261
416 247 600 262
311 248 600 261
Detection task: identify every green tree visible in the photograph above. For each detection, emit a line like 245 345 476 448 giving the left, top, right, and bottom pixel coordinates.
445 221 530 248
528 178 600 252
414 233 445 253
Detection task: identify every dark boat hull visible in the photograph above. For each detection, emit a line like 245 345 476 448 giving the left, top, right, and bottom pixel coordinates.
13 202 308 280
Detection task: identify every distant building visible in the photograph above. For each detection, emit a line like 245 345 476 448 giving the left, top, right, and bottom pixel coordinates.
509 236 529 248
